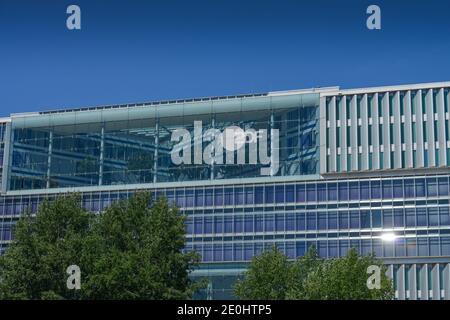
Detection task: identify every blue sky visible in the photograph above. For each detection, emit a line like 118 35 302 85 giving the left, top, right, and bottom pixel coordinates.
1 0 450 116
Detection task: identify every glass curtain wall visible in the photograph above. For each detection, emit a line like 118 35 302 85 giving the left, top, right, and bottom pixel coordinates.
8 95 319 190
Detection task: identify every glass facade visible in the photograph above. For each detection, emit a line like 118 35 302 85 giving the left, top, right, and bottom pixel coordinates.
7 94 319 190
1 82 450 299
324 87 450 173
1 175 450 260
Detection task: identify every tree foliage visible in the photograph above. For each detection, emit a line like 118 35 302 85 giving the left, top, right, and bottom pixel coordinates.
235 246 394 300
80 193 202 299
0 192 203 300
288 249 394 300
0 194 91 299
234 246 294 300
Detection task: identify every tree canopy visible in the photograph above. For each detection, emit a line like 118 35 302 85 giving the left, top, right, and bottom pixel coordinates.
235 246 394 300
0 192 203 300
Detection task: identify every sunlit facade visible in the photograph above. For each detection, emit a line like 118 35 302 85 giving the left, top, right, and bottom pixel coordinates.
1 82 450 299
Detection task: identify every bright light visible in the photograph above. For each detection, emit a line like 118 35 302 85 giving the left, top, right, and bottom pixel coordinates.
380 233 397 242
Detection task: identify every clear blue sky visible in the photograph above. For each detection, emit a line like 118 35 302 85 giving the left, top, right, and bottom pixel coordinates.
1 0 450 116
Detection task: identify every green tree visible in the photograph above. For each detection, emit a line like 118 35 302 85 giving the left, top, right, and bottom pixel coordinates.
235 246 394 300
287 246 321 299
0 192 203 300
234 245 295 300
295 249 394 300
80 192 203 299
0 194 92 299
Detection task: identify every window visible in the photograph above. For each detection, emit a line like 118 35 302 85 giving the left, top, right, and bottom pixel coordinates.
389 94 394 117
296 242 306 257
286 242 296 259
349 182 359 200
423 122 428 143
286 185 294 203
378 94 383 115
264 186 274 204
204 217 213 234
269 185 282 204
205 189 213 206
405 208 416 227
244 216 253 232
361 239 371 255
224 216 233 233
307 212 317 230
265 215 274 232
339 211 349 230
404 179 415 198
428 208 439 227
234 216 243 233
224 188 233 206
195 189 204 207
406 238 417 257
328 212 338 229
286 213 295 231
317 184 327 202
360 181 370 200
224 244 233 261
394 209 404 228
296 213 305 230
379 124 383 145
275 214 284 231
214 216 223 233
373 239 382 257
400 93 405 116
350 240 361 255
371 181 381 199
442 237 450 256
194 217 203 234
416 208 427 226
440 207 450 226
255 187 263 204
426 178 437 197
415 179 426 197
234 244 243 261
318 212 327 230
393 180 403 198
438 177 449 196
430 237 440 256
338 182 348 201
255 215 263 232
382 180 392 199
328 183 337 201
383 210 393 228
350 211 360 229
214 188 223 206
384 241 394 257
235 187 244 205
395 238 406 257
296 184 305 203
306 184 316 202
361 211 371 229
372 210 382 228
186 218 193 234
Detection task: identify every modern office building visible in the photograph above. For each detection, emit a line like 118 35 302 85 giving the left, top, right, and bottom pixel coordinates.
1 81 450 300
